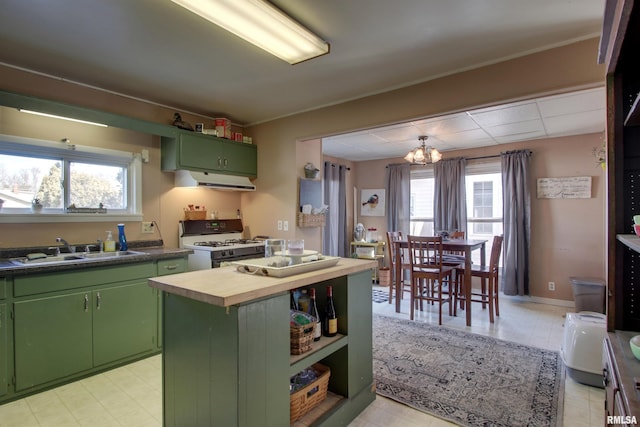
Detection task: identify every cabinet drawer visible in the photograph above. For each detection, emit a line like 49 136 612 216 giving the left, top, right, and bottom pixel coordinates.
157 258 187 276
14 262 156 297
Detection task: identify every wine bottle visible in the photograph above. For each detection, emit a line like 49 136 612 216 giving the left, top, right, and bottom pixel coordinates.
309 288 322 341
323 285 337 337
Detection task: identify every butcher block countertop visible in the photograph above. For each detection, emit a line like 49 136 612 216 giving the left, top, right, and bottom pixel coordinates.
148 257 376 307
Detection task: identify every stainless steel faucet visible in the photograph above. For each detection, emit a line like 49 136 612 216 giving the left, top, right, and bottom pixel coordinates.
55 237 76 253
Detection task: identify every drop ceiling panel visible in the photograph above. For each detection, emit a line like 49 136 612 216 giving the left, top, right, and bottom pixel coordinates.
543 110 605 135
538 88 605 117
413 114 480 135
484 119 546 138
469 103 541 127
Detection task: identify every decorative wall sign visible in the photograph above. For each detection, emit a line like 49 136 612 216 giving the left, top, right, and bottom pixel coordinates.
536 176 592 199
361 189 385 216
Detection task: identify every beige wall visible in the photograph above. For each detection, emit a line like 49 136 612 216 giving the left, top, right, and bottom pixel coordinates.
0 38 605 301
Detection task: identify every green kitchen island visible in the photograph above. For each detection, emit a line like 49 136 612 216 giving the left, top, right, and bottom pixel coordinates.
148 257 377 427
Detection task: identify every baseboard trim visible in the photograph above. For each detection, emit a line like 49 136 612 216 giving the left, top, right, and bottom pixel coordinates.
502 294 575 308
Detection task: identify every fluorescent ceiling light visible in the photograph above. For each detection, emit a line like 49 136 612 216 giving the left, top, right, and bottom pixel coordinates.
18 109 108 127
171 0 329 64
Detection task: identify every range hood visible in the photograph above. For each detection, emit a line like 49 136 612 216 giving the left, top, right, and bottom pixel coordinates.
174 170 256 191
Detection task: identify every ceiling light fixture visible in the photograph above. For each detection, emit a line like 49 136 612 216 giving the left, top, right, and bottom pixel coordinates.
404 136 442 165
170 0 330 65
18 109 108 127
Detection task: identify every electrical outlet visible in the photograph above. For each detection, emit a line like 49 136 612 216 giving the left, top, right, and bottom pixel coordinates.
141 221 154 233
283 220 289 231
277 220 283 230
548 281 555 291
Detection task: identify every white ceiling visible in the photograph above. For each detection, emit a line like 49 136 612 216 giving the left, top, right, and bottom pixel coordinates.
322 86 606 161
0 1 606 160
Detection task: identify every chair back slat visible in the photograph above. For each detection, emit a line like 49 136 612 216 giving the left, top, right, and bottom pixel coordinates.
407 235 444 270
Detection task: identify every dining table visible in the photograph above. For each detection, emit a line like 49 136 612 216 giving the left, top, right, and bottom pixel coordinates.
392 238 488 326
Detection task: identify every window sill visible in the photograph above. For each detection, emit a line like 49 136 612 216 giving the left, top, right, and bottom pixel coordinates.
0 213 143 223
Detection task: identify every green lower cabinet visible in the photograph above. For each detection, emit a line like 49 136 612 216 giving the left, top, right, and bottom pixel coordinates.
93 281 156 366
14 280 157 391
14 291 93 391
0 303 8 396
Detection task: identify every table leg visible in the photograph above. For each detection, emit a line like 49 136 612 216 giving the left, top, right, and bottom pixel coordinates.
465 248 472 326
395 243 401 313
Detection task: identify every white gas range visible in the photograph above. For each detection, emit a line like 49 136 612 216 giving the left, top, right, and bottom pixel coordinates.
178 219 265 271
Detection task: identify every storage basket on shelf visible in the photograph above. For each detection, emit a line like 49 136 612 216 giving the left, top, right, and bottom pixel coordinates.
184 210 207 220
297 212 326 228
290 310 317 355
290 363 331 423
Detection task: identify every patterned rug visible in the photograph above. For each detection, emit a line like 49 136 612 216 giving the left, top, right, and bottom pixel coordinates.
373 314 564 427
372 288 389 303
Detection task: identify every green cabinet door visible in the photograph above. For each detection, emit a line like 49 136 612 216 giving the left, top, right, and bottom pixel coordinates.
0 303 7 396
14 292 92 391
93 281 156 366
162 133 257 177
216 139 257 176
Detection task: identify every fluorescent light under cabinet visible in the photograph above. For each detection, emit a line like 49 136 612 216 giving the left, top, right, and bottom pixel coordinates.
18 109 108 127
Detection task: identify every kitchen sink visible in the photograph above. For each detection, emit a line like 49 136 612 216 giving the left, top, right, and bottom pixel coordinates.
80 250 148 259
13 254 85 265
11 250 149 266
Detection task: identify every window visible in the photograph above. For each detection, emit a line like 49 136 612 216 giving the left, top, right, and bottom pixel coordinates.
0 134 141 222
410 158 503 265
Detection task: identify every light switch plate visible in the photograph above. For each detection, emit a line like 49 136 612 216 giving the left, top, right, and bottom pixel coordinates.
283 221 289 231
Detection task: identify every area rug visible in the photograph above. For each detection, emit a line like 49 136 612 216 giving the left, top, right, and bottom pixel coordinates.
372 288 389 303
373 314 564 427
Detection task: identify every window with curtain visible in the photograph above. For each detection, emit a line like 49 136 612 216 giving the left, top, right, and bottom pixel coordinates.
410 157 503 265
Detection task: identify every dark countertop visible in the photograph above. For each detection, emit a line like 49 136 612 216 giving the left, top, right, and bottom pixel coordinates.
0 243 192 276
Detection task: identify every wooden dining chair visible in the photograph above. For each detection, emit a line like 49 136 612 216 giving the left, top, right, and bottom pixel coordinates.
386 231 411 304
407 235 454 324
454 235 503 322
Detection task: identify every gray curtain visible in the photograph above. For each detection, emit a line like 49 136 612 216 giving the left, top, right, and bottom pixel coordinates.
501 150 531 296
323 161 348 256
433 157 467 234
386 163 411 235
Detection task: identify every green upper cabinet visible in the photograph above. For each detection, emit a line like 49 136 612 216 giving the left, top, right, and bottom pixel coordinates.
162 132 257 177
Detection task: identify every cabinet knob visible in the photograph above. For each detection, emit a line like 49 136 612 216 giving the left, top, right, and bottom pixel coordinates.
96 292 101 310
84 294 89 312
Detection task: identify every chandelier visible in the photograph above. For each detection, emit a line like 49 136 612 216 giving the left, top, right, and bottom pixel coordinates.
404 136 442 165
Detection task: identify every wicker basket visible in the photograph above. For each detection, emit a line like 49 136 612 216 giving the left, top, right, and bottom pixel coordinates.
304 168 319 179
184 210 207 220
290 310 317 355
297 212 326 228
290 364 330 422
